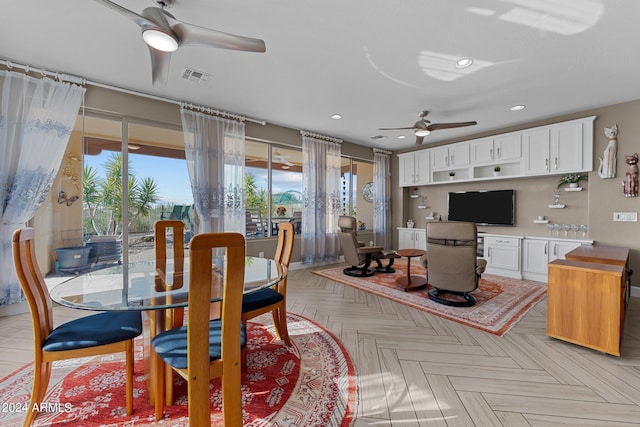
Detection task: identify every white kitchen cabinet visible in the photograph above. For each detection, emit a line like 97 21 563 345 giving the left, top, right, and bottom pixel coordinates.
483 235 522 279
471 134 521 164
522 238 587 282
397 228 426 250
431 143 470 171
398 150 430 187
523 117 592 176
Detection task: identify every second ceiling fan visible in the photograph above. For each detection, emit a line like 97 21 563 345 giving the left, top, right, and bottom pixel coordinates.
380 111 477 145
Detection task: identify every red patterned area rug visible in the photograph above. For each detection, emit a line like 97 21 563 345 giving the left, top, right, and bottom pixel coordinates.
314 260 546 336
0 313 356 426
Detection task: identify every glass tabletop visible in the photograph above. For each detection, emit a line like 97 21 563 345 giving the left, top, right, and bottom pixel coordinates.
50 256 286 311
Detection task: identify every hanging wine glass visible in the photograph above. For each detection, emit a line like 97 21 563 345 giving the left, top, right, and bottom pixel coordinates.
562 224 570 237
571 224 579 238
580 224 588 238
546 223 554 236
553 223 562 237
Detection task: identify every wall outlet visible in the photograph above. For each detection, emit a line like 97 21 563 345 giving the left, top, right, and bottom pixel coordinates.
613 212 637 222
258 251 265 258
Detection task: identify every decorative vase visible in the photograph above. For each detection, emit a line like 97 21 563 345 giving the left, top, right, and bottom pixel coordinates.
569 183 579 188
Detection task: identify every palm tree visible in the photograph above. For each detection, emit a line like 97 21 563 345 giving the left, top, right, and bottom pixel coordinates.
83 153 160 236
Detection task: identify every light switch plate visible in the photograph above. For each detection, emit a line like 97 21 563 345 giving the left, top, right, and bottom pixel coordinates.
613 212 638 222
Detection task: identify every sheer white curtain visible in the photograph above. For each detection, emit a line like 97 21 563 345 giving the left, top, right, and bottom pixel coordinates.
0 71 85 306
301 131 342 265
180 108 245 234
373 149 392 249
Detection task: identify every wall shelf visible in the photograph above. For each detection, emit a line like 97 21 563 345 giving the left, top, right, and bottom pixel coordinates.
549 204 566 209
533 219 550 224
564 187 583 192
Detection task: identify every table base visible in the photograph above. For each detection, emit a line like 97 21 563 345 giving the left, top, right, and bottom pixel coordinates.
396 275 428 291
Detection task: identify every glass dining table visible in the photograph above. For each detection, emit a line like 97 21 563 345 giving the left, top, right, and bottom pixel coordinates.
49 255 287 405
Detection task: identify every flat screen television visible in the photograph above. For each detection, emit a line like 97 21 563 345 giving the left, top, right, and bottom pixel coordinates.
447 190 515 226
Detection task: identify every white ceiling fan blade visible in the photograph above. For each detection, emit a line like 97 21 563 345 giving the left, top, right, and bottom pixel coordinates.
168 18 266 52
93 0 158 29
149 46 171 85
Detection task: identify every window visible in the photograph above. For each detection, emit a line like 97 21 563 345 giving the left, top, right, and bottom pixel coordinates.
341 158 373 231
245 141 303 238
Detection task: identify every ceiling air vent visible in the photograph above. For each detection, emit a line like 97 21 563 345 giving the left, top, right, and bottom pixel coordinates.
182 67 211 84
370 135 387 140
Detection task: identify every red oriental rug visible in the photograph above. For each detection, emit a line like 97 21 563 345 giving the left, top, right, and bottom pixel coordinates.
314 260 546 336
0 313 356 426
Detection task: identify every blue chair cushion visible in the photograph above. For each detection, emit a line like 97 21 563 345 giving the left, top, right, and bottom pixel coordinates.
151 320 246 370
42 311 142 352
242 288 283 313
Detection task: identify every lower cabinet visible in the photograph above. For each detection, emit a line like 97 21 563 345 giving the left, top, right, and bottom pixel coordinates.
483 235 522 279
522 238 587 282
397 228 426 250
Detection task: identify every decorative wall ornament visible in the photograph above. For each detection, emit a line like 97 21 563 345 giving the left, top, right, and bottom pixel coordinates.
623 153 639 197
598 124 618 178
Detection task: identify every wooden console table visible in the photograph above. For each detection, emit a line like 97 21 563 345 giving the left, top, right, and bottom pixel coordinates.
547 245 629 356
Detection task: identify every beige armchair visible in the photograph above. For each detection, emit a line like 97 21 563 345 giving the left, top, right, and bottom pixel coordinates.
420 221 487 307
338 215 399 275
338 226 384 277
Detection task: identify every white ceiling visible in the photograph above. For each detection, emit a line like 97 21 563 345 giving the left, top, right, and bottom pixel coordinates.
2 0 640 150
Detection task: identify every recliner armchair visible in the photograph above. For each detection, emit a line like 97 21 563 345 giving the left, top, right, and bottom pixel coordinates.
420 221 487 307
338 215 400 275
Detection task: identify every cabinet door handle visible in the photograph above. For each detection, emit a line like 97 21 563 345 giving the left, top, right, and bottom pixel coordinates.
553 244 557 256
497 147 501 158
490 148 493 159
545 158 549 171
451 154 455 165
544 243 547 255
554 157 558 170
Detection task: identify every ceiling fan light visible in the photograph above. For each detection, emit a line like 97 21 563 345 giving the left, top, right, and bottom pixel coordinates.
142 29 178 52
414 129 431 137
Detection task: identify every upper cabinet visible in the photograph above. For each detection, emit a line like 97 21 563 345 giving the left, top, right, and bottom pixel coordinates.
398 116 595 187
523 117 592 175
398 150 430 187
431 143 470 171
471 133 521 164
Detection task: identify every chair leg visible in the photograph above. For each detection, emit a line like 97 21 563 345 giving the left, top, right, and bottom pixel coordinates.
24 361 48 427
153 351 165 421
125 340 134 416
273 307 292 347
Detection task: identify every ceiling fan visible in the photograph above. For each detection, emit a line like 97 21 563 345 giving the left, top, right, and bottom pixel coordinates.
273 150 293 167
94 0 266 85
380 111 477 145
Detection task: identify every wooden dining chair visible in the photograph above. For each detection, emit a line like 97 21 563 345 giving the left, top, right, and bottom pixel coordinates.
12 228 142 427
151 232 246 426
153 220 185 405
242 222 294 348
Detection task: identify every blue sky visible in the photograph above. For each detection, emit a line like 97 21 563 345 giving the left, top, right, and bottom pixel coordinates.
84 151 302 206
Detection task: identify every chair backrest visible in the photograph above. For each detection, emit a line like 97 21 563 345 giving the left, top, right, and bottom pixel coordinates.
155 220 185 264
187 232 245 388
338 215 358 233
274 222 295 268
12 228 54 348
338 229 364 266
426 221 478 291
155 220 185 326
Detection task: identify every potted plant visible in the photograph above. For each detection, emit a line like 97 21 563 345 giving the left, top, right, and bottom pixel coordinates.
448 171 455 180
493 166 501 176
557 174 587 189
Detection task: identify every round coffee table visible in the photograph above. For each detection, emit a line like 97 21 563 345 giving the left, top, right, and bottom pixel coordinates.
395 248 427 291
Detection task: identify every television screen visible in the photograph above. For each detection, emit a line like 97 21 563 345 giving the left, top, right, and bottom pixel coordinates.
447 190 515 226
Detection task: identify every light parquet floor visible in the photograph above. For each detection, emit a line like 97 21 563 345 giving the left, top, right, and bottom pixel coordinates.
1 265 640 426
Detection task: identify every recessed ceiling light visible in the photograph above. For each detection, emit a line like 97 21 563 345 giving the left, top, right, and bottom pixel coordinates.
510 105 526 111
331 114 342 120
128 144 141 150
414 129 431 137
455 58 473 69
398 135 406 139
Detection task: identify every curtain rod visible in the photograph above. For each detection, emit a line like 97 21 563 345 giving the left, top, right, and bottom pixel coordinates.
0 58 266 126
373 148 392 155
180 102 246 123
300 130 343 144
